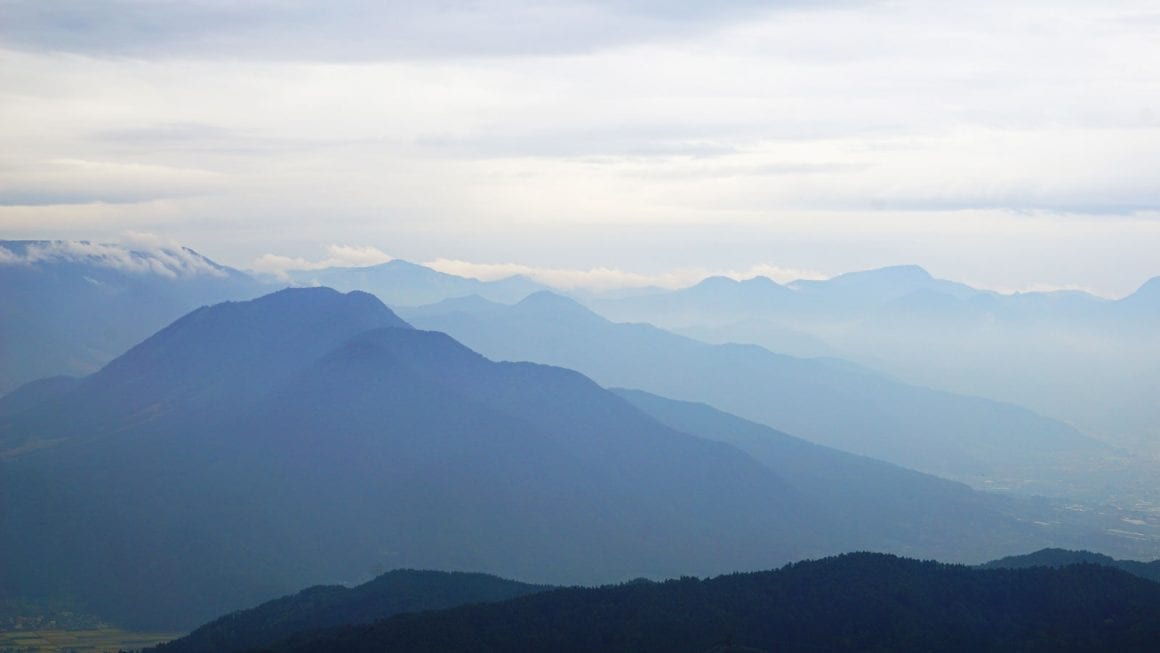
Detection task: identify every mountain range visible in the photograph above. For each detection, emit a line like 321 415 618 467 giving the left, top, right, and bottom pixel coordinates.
7 240 1157 458
0 287 816 629
2 287 1140 631
585 265 1160 451
398 292 1109 495
284 259 546 306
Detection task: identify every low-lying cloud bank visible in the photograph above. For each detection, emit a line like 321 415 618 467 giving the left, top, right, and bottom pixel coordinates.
0 232 226 279
247 245 828 291
250 244 393 280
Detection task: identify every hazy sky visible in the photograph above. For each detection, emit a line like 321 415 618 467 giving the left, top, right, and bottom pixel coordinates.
1 0 1158 295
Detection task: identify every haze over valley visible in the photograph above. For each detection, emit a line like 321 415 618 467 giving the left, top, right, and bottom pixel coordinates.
2 241 1159 633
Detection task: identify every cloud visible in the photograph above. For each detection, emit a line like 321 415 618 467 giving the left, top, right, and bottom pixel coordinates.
0 0 783 61
0 233 227 278
250 244 392 279
1 1 1159 298
0 157 225 206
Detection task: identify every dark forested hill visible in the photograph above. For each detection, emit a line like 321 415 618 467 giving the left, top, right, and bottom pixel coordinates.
982 548 1160 583
153 570 551 653
252 553 1160 653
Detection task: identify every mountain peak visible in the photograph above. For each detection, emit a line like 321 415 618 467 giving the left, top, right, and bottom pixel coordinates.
834 264 932 283
694 275 739 288
739 275 782 288
515 290 596 315
249 286 406 323
688 274 788 295
70 287 412 425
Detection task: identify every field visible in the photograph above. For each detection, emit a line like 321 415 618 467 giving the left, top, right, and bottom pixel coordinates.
0 628 179 652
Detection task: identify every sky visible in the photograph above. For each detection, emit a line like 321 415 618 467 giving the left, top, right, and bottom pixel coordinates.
1 0 1158 296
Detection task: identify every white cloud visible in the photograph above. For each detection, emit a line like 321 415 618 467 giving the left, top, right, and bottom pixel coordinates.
0 1 1158 296
0 155 225 206
0 233 227 278
0 0 778 61
250 244 392 279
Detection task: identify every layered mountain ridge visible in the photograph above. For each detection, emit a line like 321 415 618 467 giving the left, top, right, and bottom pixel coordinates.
400 291 1106 493
1 287 1129 631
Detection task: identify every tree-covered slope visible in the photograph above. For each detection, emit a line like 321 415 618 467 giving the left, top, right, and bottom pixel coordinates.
154 570 551 653
255 553 1160 653
982 548 1160 583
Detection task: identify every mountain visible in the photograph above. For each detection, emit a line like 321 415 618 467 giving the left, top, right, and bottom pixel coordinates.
0 287 408 451
0 288 831 629
1119 276 1160 319
241 553 1160 653
585 265 1160 457
0 239 266 395
154 570 551 653
398 292 1107 494
789 264 980 306
285 259 546 306
588 265 975 331
982 548 1160 583
610 389 1105 561
0 375 80 418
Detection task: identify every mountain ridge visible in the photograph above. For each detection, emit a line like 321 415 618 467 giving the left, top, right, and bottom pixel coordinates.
399 290 1107 492
234 552 1160 653
1 288 825 629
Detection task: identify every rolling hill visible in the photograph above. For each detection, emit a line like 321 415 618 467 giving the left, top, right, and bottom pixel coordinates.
241 553 1160 653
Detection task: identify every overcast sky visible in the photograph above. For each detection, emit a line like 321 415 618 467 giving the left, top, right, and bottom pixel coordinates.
1 0 1158 295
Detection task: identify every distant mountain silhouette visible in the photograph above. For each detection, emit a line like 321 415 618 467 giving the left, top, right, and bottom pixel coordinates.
0 240 265 395
982 548 1160 583
611 389 1092 561
1 288 827 629
2 287 1144 632
153 570 551 653
788 264 980 311
399 292 1105 492
240 553 1160 653
0 287 408 451
1119 276 1160 318
286 259 545 306
585 264 1159 457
